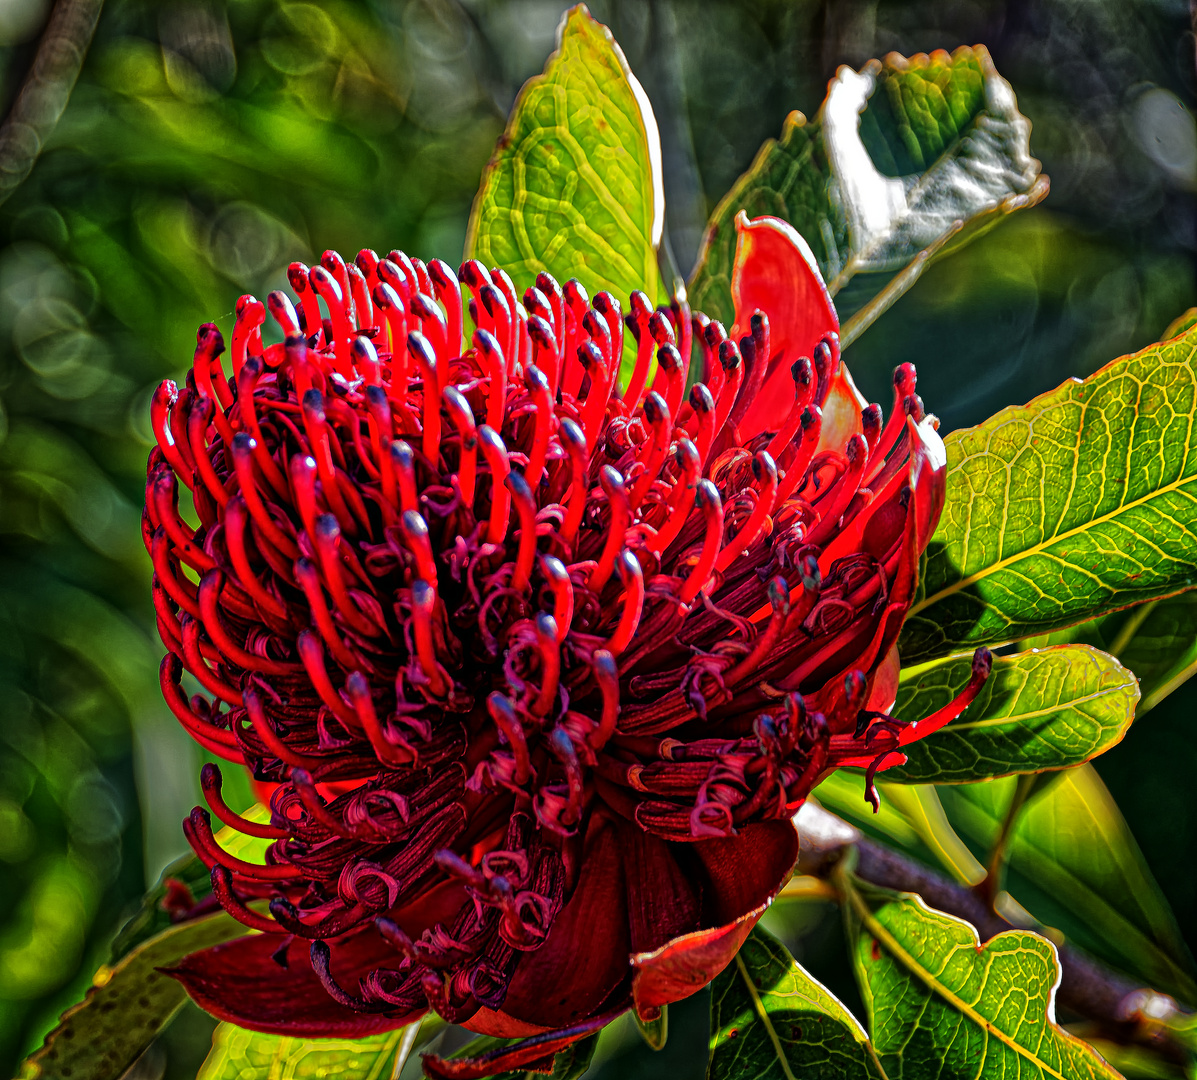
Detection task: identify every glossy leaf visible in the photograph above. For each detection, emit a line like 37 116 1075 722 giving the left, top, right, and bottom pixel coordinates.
197 1021 423 1080
1034 593 1197 715
708 924 884 1080
940 766 1197 1004
842 876 1120 1080
1163 307 1197 341
18 913 245 1080
813 771 985 886
688 46 1046 344
902 322 1197 663
885 645 1138 783
466 5 662 307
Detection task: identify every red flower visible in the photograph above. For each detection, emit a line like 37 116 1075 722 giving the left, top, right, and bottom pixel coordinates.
146 212 987 1068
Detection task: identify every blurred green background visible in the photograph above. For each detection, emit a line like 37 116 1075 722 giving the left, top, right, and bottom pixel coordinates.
0 0 1193 1077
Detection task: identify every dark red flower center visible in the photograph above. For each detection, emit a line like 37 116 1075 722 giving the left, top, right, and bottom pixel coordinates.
146 241 987 1026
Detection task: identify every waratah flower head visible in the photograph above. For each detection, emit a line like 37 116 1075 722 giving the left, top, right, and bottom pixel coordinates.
146 211 989 1048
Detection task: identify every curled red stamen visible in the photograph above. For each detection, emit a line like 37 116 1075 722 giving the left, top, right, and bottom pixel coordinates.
540 554 574 642
647 438 701 555
442 386 478 505
589 467 629 592
201 762 287 838
558 418 588 548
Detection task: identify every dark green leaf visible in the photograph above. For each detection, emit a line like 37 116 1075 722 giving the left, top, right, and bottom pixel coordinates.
901 322 1197 663
196 1020 427 1080
886 644 1138 783
940 766 1197 1004
688 46 1046 344
842 875 1120 1080
465 6 662 308
18 913 244 1080
708 924 884 1080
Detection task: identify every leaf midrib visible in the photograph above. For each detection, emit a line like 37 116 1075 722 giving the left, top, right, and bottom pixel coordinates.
734 952 799 1080
925 680 1134 733
732 951 890 1080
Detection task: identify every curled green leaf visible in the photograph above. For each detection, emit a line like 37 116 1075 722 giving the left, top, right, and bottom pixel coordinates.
688 46 1046 344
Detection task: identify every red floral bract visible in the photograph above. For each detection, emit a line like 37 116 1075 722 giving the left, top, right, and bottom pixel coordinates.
145 212 988 1058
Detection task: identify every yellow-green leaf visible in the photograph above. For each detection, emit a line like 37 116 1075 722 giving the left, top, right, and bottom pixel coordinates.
902 322 1197 663
842 875 1120 1080
197 1021 424 1080
886 645 1138 783
465 4 662 308
688 46 1046 345
18 913 244 1080
813 772 984 886
941 766 1197 1005
708 924 885 1080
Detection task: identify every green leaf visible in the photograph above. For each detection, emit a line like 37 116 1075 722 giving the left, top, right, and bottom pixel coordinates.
688 46 1046 345
842 875 1121 1080
465 5 662 308
18 913 245 1080
901 322 1197 663
1034 594 1197 715
196 1021 425 1080
1163 307 1197 342
813 772 985 886
708 924 885 1080
940 765 1197 1005
886 645 1138 783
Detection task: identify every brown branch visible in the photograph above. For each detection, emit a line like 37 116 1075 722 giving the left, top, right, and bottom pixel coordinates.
795 804 1191 1058
0 0 104 208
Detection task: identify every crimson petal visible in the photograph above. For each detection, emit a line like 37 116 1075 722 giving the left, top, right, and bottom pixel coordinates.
497 813 631 1028
729 212 839 438
421 1008 622 1080
630 818 798 1018
166 927 421 1037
